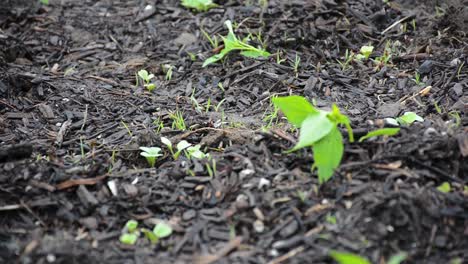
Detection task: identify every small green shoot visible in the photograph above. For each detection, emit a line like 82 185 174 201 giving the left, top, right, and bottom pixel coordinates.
272 96 354 183
125 220 139 233
120 220 172 245
388 252 408 264
293 53 301 77
203 20 270 67
201 28 219 49
163 64 174 81
40 0 49 4
358 128 400 142
437 182 451 193
276 51 287 64
138 69 156 92
120 233 139 245
329 251 370 264
139 147 163 167
185 145 209 159
355 45 374 60
161 137 191 160
119 220 140 245
153 222 173 238
181 0 218 12
412 71 423 85
337 49 354 71
396 112 424 125
169 110 187 131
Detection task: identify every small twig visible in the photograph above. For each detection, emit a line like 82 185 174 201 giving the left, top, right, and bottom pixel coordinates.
381 15 414 35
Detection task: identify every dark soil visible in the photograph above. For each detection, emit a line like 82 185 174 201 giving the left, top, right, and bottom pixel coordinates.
1 0 467 263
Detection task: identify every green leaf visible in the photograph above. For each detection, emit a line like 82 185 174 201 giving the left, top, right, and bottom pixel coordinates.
202 20 270 67
329 251 371 264
160 137 172 148
181 0 218 12
329 104 354 142
359 45 374 59
313 127 343 184
397 112 423 125
125 220 139 233
142 228 159 244
40 0 49 4
153 222 173 238
138 70 149 81
272 96 318 127
292 112 334 150
387 252 408 264
240 50 271 58
437 182 451 193
358 128 400 142
176 140 192 151
120 233 138 245
139 147 163 157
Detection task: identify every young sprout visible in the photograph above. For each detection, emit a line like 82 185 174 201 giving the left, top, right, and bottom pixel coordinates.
203 20 271 67
137 69 156 92
139 147 163 167
355 45 374 60
153 222 173 239
160 137 192 159
181 0 218 12
185 145 209 159
119 220 140 245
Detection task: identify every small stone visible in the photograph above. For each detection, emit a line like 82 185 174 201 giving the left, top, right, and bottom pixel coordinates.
182 210 197 221
258 178 271 190
434 235 447 248
418 60 433 74
80 217 98 230
239 169 255 180
279 220 298 238
253 219 265 233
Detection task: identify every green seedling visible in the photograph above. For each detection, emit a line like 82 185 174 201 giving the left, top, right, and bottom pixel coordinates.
138 69 156 92
201 28 219 49
119 220 140 245
337 49 354 71
412 71 423 85
185 145 209 159
386 112 424 126
153 117 165 133
330 251 370 264
272 96 354 184
139 147 163 167
169 110 187 131
40 0 49 4
293 53 301 77
181 0 217 12
355 45 374 60
330 251 407 264
203 20 270 67
373 41 392 69
163 64 174 81
358 128 400 142
161 137 191 160
276 51 286 64
437 182 451 193
120 220 172 245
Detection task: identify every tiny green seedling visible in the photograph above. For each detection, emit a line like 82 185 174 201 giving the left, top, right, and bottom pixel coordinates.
138 69 156 92
273 96 354 183
330 251 407 264
120 220 140 245
337 49 354 71
181 0 218 12
161 137 208 160
355 45 374 60
358 128 400 142
139 147 163 167
330 251 370 264
169 110 187 131
120 220 173 245
437 182 451 193
40 0 49 4
412 71 423 85
385 112 424 126
161 137 191 160
203 20 270 67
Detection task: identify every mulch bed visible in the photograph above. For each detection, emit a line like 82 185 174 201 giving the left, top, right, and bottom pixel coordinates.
1 0 467 263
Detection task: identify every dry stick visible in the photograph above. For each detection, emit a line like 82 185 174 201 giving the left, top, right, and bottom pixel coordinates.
381 15 414 35
194 236 243 264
